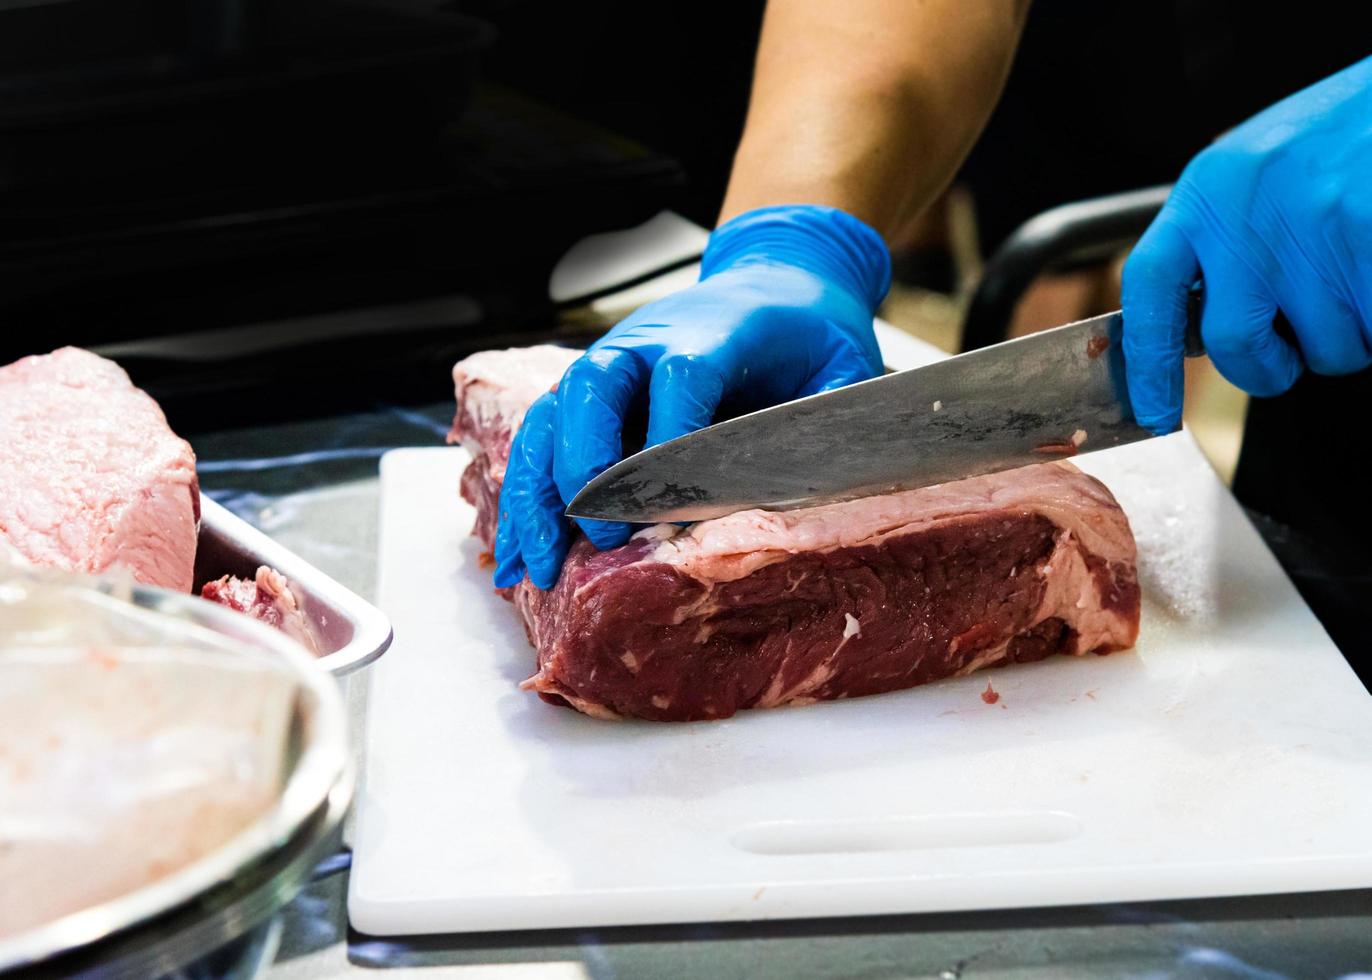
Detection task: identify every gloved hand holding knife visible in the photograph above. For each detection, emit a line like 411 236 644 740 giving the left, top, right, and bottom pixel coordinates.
1122 54 1372 434
495 205 890 590
497 0 1372 592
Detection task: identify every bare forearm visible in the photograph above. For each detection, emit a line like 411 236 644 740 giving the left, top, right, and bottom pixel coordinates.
720 0 1028 239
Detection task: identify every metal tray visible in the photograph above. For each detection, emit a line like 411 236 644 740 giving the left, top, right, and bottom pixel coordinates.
195 496 392 676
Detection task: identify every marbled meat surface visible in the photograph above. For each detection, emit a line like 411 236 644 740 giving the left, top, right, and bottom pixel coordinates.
450 346 1140 721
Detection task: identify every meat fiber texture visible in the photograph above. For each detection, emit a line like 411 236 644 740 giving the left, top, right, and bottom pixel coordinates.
201 566 322 656
451 346 1141 722
0 348 200 592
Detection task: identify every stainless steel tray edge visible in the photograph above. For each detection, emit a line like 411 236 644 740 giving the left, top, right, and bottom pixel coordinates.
197 496 393 676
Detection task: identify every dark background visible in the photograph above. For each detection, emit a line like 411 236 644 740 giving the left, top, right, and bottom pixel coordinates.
0 0 768 418
2 0 1368 653
1 0 1368 430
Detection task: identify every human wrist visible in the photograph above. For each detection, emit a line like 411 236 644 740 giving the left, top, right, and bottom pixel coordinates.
701 204 893 311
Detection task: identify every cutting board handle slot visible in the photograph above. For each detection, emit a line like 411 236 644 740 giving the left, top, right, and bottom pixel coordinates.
731 812 1081 856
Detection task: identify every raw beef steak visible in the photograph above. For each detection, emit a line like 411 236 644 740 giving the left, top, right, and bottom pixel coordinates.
0 348 200 592
451 346 1140 721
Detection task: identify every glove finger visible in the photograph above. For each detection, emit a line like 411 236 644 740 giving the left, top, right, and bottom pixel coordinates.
1121 218 1199 434
796 334 882 397
497 392 574 590
1273 281 1372 377
493 402 539 587
1198 253 1302 398
492 494 524 588
553 347 646 549
645 354 726 448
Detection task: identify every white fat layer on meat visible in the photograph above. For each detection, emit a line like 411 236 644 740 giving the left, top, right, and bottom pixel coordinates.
514 588 542 649
757 659 839 710
954 637 1018 676
633 524 680 543
452 345 579 430
951 535 1115 671
1032 531 1120 655
518 666 623 720
646 461 1135 588
450 346 581 474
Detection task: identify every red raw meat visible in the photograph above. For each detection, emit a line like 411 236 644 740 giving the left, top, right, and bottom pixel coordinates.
451 347 1140 722
201 566 321 656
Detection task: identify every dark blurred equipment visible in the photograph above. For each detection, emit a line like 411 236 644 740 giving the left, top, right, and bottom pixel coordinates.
0 0 491 189
0 0 686 424
960 185 1171 354
958 0 1372 256
446 0 766 227
1235 372 1372 666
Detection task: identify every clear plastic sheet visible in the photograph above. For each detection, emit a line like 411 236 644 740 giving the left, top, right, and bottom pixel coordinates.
0 565 299 937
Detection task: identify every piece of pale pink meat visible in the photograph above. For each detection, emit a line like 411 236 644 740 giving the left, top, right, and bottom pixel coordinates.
451 346 1141 722
200 566 322 656
0 348 200 592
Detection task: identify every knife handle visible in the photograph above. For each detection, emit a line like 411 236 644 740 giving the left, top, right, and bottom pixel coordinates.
1184 285 1299 360
1184 287 1205 359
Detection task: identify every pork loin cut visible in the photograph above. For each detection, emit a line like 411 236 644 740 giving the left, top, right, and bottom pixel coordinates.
0 348 200 592
451 346 1140 722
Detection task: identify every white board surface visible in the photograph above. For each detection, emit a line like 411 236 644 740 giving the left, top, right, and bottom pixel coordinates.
350 339 1372 936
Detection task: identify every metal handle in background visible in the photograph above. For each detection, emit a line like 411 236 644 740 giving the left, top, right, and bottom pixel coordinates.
961 184 1173 352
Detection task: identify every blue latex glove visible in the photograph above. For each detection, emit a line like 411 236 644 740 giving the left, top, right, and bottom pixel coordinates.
494 204 892 589
1121 55 1372 434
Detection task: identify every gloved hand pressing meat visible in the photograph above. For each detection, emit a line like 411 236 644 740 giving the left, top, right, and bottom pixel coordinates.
494 204 892 590
1122 55 1372 434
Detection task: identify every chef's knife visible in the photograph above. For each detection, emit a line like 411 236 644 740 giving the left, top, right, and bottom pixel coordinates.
566 309 1204 524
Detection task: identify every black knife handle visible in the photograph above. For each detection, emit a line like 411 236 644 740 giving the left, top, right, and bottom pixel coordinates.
1185 285 1300 360
1185 286 1206 358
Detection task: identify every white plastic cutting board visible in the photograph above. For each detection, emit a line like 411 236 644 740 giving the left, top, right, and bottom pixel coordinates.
351 343 1372 936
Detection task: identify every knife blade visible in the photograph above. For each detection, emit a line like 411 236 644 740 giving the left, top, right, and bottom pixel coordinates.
566 309 1204 524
